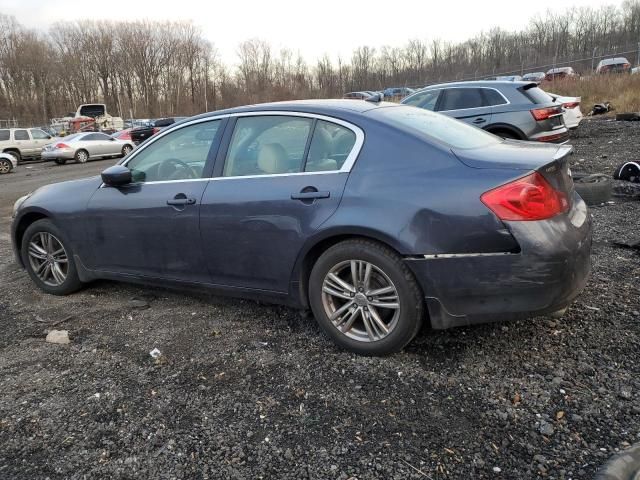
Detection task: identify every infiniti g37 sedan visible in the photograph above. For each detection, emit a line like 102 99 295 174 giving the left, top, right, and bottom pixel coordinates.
11 100 592 355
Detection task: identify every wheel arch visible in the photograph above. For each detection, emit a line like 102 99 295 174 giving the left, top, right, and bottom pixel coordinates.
291 228 411 309
13 210 50 267
484 123 526 140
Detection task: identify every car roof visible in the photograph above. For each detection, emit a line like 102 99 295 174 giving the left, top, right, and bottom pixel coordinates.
188 99 395 121
598 57 629 65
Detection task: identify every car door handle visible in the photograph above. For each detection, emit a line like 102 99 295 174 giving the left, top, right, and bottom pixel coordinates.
291 191 330 200
473 118 487 124
167 197 196 206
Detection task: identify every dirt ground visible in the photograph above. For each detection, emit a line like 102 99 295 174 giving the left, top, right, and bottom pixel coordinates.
1 119 639 479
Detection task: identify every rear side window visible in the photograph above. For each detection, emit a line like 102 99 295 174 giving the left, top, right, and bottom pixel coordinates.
403 90 440 111
439 88 485 111
372 105 501 149
482 89 508 106
0 130 9 141
224 116 312 177
522 86 554 104
14 129 29 140
305 120 356 172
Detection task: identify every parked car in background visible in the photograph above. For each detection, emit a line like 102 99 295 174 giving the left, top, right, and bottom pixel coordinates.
343 91 373 100
0 128 55 163
496 75 522 81
548 93 583 129
41 132 134 165
596 57 632 74
545 67 578 81
632 66 640 75
0 152 17 174
401 81 569 143
11 100 591 355
112 128 133 141
130 117 188 144
383 87 415 99
522 72 546 83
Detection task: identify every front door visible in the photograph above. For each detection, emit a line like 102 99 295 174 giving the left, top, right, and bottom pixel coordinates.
83 119 224 283
200 114 362 292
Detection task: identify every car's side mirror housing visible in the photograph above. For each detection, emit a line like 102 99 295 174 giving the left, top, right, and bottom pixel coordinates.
102 165 132 186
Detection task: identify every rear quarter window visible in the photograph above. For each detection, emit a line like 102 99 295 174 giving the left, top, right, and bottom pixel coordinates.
521 86 554 105
373 106 501 149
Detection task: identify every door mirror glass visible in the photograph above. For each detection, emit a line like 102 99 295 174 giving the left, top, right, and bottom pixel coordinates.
102 165 132 186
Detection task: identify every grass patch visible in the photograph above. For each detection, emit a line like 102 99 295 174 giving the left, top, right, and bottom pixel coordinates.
546 74 640 114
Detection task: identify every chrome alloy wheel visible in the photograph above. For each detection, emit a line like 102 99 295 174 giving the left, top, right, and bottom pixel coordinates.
27 232 69 286
321 260 400 342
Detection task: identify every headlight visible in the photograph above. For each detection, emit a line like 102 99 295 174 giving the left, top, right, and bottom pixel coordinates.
12 193 31 218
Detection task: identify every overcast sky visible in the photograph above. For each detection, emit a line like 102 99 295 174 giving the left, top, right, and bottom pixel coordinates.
2 0 624 64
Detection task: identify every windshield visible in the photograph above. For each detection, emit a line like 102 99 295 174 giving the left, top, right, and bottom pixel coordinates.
371 105 502 149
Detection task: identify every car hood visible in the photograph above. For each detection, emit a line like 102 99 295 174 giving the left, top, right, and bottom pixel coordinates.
451 140 571 171
19 175 103 214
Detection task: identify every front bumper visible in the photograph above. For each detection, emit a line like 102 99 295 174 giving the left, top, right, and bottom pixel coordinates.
406 193 592 329
42 149 75 160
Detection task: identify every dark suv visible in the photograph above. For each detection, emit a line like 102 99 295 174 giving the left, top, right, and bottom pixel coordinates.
401 81 568 143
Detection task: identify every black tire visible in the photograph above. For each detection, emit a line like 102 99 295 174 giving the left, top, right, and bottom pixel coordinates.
21 219 83 295
613 162 640 183
54 158 67 165
0 157 12 174
4 150 21 164
74 149 89 163
490 130 521 140
615 112 640 122
121 144 133 157
308 239 424 355
573 173 613 205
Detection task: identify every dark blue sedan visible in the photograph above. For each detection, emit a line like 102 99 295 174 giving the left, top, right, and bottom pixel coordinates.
11 100 591 355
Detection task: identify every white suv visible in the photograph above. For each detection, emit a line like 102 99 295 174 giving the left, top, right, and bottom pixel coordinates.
0 128 54 163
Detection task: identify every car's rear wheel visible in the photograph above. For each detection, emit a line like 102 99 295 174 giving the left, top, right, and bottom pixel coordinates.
74 149 89 163
309 239 423 355
21 219 83 295
0 158 12 174
54 158 67 165
122 144 133 156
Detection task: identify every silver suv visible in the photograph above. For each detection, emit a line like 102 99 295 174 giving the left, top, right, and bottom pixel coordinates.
401 81 569 143
0 128 54 163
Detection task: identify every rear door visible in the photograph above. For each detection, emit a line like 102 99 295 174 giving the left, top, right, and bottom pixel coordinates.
436 87 492 128
199 113 363 292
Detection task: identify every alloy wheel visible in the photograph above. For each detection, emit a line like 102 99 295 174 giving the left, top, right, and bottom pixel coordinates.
27 232 69 287
0 159 10 174
321 260 401 342
123 145 132 155
76 151 88 163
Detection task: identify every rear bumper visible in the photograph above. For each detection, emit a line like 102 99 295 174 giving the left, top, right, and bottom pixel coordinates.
530 128 570 144
406 193 592 329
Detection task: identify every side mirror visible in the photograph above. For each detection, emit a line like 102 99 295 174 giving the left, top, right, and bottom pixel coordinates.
101 165 132 186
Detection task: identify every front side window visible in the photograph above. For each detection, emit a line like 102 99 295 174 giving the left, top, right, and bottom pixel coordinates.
439 88 485 111
126 120 221 182
223 116 312 177
403 90 440 110
305 120 356 172
30 129 50 140
14 129 29 141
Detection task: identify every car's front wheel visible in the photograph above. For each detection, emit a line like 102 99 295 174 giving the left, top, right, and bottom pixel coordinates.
21 219 83 295
0 157 12 174
309 239 424 355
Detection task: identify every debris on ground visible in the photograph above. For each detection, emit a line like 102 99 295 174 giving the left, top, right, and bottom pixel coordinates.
128 298 150 309
613 161 640 182
149 348 162 358
590 102 612 115
45 329 70 344
616 112 640 121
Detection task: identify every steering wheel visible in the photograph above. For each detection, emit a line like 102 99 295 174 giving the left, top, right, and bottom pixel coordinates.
157 158 199 180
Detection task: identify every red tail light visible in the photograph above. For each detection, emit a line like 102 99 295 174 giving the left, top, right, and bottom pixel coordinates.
562 101 580 109
55 143 69 149
531 106 562 121
481 172 569 221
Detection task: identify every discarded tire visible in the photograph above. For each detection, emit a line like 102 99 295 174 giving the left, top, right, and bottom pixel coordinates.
613 162 640 183
595 442 640 480
616 112 640 121
573 173 613 205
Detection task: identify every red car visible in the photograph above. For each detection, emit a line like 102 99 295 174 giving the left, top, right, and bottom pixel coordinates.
112 128 133 141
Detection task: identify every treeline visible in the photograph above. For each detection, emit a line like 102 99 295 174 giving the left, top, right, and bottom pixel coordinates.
1 1 640 125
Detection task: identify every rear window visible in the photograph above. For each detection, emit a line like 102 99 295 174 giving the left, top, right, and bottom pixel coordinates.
372 106 501 149
521 86 554 104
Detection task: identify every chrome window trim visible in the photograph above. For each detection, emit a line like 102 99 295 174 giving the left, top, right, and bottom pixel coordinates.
116 111 364 185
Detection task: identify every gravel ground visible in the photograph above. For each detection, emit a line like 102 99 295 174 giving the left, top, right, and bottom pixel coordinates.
0 119 639 479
